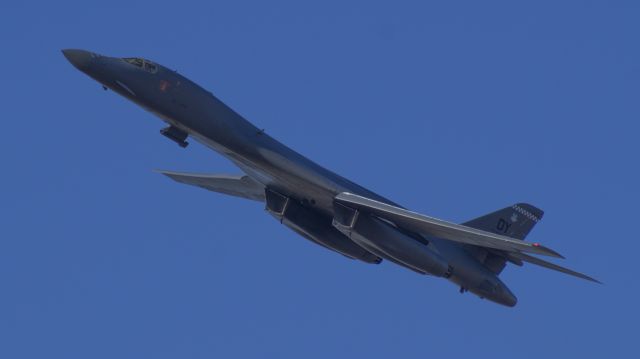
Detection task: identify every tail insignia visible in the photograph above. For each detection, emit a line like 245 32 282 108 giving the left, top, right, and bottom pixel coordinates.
512 204 541 223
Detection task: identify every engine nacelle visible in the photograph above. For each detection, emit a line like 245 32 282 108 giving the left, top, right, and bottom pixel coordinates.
332 202 450 277
265 189 381 264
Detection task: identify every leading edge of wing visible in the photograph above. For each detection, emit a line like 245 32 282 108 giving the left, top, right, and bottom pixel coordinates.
509 252 601 284
334 192 564 258
157 170 265 202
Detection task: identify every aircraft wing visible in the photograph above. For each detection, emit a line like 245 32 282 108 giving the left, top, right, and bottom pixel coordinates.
334 192 564 258
508 252 601 283
158 170 265 201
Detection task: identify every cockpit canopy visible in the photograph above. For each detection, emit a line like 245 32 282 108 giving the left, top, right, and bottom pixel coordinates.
123 57 158 73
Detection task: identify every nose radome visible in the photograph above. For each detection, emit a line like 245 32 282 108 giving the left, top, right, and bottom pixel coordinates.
62 49 93 71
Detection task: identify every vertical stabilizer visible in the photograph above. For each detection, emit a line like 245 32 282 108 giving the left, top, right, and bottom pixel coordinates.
463 203 543 274
463 203 543 240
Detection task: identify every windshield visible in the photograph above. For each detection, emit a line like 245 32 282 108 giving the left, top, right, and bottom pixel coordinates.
123 58 158 73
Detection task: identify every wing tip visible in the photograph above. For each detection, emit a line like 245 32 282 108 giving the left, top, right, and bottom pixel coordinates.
154 169 187 183
154 169 177 176
532 243 565 259
570 271 602 284
585 275 603 284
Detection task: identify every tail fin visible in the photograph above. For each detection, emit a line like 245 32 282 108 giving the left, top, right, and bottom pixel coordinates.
463 204 600 283
463 203 544 274
463 203 543 240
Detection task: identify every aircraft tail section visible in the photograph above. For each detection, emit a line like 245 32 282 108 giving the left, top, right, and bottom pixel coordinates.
463 203 543 274
463 203 543 240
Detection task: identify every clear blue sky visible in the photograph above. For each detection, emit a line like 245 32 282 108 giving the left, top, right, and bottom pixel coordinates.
2 1 637 358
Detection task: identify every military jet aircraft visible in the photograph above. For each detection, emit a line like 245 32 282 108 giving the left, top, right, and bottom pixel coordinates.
63 49 599 306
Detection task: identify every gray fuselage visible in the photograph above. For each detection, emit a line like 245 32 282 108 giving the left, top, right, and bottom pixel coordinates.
63 49 517 306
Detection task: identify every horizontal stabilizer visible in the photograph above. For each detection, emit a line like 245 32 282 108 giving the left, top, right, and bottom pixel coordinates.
509 252 601 284
157 170 265 201
464 203 543 274
334 192 563 258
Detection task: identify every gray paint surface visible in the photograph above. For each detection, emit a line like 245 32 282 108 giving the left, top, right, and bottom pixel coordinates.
63 49 598 306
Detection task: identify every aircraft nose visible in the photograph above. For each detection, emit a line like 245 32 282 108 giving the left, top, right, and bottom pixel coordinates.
62 49 93 71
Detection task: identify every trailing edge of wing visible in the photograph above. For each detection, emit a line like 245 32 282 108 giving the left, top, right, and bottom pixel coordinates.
157 170 265 201
509 252 601 283
334 192 564 258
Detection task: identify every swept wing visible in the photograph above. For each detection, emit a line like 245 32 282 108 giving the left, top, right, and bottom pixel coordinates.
158 170 265 201
334 192 563 258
